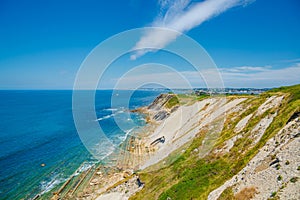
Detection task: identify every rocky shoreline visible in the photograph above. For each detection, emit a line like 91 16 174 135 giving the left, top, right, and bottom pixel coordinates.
49 87 300 200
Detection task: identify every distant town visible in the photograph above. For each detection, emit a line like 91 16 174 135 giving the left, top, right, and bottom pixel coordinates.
138 87 270 95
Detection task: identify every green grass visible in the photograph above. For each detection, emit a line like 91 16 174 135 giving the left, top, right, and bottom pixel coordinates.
165 95 179 109
269 84 300 103
130 84 300 200
158 159 232 200
164 93 209 108
177 93 209 105
218 187 235 200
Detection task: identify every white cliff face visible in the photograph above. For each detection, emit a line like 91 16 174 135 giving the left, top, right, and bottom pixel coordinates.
234 113 253 133
94 93 299 200
145 94 299 200
209 117 300 200
141 97 248 169
255 95 284 116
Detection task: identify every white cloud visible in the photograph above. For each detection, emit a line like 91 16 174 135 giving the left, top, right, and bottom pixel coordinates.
112 63 300 88
221 65 272 73
131 0 254 60
220 63 300 87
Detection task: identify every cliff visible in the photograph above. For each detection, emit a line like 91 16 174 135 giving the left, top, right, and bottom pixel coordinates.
83 85 299 200
132 93 179 122
128 84 300 200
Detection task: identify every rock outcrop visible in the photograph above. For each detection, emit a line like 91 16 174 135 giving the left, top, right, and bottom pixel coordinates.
94 85 300 200
208 116 300 200
133 93 179 123
147 94 175 110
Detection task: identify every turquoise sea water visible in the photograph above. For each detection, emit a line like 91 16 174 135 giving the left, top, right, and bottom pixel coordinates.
0 90 161 199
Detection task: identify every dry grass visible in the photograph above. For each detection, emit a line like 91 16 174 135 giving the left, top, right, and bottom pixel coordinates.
235 186 258 200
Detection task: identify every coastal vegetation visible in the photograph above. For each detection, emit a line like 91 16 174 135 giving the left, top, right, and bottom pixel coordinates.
130 84 300 200
165 95 179 109
44 84 300 199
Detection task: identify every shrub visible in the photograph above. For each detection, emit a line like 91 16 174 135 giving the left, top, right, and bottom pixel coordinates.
285 160 290 165
290 177 298 183
270 191 277 197
277 175 282 181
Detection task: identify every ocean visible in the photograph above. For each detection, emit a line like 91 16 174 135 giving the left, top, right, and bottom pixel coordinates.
0 90 161 200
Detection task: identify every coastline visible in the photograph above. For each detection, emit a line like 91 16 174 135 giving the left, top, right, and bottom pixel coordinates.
39 85 300 200
44 93 179 199
47 93 217 199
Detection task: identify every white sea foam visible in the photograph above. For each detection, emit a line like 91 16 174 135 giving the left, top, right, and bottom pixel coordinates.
92 140 116 160
40 174 66 195
118 128 134 143
104 108 118 111
95 113 115 121
95 108 127 121
74 161 96 176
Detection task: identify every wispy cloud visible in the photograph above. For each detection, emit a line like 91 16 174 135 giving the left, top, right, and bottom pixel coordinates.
131 0 254 60
112 63 300 88
278 58 300 63
220 63 300 87
221 65 272 73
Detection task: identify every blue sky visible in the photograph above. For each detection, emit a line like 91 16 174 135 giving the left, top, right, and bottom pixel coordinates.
0 0 299 89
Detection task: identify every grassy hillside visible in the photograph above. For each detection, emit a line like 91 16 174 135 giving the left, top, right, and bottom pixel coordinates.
130 84 300 200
